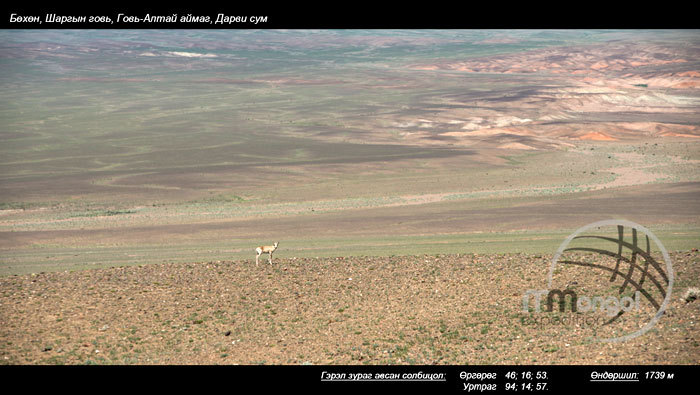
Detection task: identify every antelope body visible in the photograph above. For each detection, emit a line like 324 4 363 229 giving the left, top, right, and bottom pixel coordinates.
255 242 279 265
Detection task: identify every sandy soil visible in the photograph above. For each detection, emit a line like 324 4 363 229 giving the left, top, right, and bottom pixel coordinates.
2 181 698 251
369 40 700 150
409 42 696 82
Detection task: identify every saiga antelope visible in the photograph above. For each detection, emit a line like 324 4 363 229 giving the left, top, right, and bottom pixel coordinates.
255 242 279 265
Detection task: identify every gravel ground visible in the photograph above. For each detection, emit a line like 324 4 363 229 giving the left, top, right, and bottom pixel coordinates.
1 251 698 365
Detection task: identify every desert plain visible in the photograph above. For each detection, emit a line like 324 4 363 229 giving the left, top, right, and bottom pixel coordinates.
0 29 698 364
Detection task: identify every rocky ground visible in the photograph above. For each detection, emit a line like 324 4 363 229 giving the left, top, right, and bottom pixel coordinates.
1 251 698 365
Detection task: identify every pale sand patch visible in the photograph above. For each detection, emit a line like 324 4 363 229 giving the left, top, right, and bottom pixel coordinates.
577 132 618 141
498 142 537 150
461 122 484 131
492 116 532 128
661 132 700 138
593 166 661 189
672 81 700 89
614 122 665 132
166 51 218 58
411 65 439 71
444 128 514 137
678 71 700 78
584 151 700 191
590 61 609 70
442 131 475 137
613 122 700 137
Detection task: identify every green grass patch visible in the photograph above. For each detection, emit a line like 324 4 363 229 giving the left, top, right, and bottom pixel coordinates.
0 202 44 210
1 224 697 276
188 194 246 204
69 209 137 218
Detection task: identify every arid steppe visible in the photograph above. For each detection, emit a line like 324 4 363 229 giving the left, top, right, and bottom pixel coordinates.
0 30 698 364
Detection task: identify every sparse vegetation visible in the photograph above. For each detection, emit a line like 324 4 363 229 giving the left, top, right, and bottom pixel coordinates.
69 209 137 218
1 29 698 366
0 251 697 365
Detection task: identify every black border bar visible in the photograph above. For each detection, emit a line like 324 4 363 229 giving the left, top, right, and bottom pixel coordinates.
4 365 698 393
3 4 700 29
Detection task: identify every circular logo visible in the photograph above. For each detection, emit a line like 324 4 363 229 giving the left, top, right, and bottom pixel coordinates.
548 220 674 342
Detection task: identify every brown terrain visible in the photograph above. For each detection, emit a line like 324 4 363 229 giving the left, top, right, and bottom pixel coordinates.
1 251 697 365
